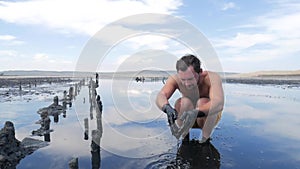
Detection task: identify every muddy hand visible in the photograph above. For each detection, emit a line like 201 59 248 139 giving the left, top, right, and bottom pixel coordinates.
162 104 178 125
177 110 198 139
169 122 181 139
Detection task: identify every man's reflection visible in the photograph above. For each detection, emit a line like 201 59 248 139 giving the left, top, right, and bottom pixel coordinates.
177 140 220 169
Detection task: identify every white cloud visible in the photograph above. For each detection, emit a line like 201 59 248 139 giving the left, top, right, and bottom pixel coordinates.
116 54 130 65
0 0 183 36
126 34 170 50
214 1 300 72
94 33 194 72
0 35 16 41
222 2 237 11
256 1 300 39
6 40 25 46
215 33 275 49
0 34 24 46
34 53 49 60
31 53 74 70
0 51 74 71
0 50 18 57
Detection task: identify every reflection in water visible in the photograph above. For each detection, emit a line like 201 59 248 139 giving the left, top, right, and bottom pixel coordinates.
177 141 220 169
31 81 83 144
32 111 53 142
145 141 220 169
84 118 89 140
88 75 103 169
3 78 300 168
53 112 59 123
44 133 51 142
91 129 101 169
90 102 94 120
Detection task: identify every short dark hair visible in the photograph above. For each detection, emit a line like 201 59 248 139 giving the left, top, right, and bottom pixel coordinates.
176 54 201 73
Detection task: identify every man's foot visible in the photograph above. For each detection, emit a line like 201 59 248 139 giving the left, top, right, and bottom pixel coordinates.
198 137 211 144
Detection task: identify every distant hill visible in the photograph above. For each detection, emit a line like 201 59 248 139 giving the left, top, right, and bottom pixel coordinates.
227 70 300 78
225 70 300 85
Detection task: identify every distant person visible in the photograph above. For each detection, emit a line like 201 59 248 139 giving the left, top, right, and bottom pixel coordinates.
156 54 224 143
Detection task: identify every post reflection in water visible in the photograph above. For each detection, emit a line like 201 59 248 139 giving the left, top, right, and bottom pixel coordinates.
177 141 220 169
84 118 89 140
44 133 51 142
30 80 84 146
90 102 94 120
87 75 103 169
53 112 59 123
90 94 103 169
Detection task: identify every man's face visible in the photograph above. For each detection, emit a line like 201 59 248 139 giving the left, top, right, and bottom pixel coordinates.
178 66 199 89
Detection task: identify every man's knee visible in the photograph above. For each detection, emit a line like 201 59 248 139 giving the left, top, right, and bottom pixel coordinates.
175 97 194 114
196 97 210 108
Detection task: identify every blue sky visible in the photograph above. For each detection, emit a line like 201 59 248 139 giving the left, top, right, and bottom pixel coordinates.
0 0 299 73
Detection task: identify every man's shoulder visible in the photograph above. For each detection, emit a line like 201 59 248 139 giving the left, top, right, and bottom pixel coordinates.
169 74 178 79
203 71 222 85
166 74 179 86
203 71 221 78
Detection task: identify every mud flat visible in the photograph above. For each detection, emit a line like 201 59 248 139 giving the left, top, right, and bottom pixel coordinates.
225 76 300 86
0 76 76 88
0 76 85 103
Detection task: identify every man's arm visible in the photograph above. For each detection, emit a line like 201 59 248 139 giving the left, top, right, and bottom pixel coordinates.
156 75 177 110
199 71 224 116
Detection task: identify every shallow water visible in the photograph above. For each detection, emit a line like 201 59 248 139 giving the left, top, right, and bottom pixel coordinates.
0 79 300 169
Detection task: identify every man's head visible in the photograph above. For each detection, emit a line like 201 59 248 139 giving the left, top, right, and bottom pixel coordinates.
176 54 201 73
176 54 202 89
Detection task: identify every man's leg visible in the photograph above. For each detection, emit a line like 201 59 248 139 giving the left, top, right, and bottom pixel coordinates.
174 97 194 141
196 98 220 140
174 97 194 127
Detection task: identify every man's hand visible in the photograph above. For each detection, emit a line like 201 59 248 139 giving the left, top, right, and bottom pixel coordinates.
162 104 178 125
177 110 198 139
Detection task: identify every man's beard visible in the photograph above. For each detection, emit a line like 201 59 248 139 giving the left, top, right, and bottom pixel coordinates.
186 83 197 90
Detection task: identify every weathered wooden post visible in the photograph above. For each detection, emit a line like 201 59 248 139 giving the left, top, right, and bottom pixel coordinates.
69 87 74 100
41 111 51 131
95 73 99 88
19 81 22 91
75 83 78 97
53 96 59 106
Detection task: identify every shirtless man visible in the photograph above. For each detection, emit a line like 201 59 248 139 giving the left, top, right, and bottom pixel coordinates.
156 54 224 143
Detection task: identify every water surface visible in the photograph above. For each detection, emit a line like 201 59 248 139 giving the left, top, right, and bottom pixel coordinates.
0 79 299 169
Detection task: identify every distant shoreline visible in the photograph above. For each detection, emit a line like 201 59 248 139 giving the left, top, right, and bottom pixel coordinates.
224 70 300 86
1 70 300 86
224 77 300 86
